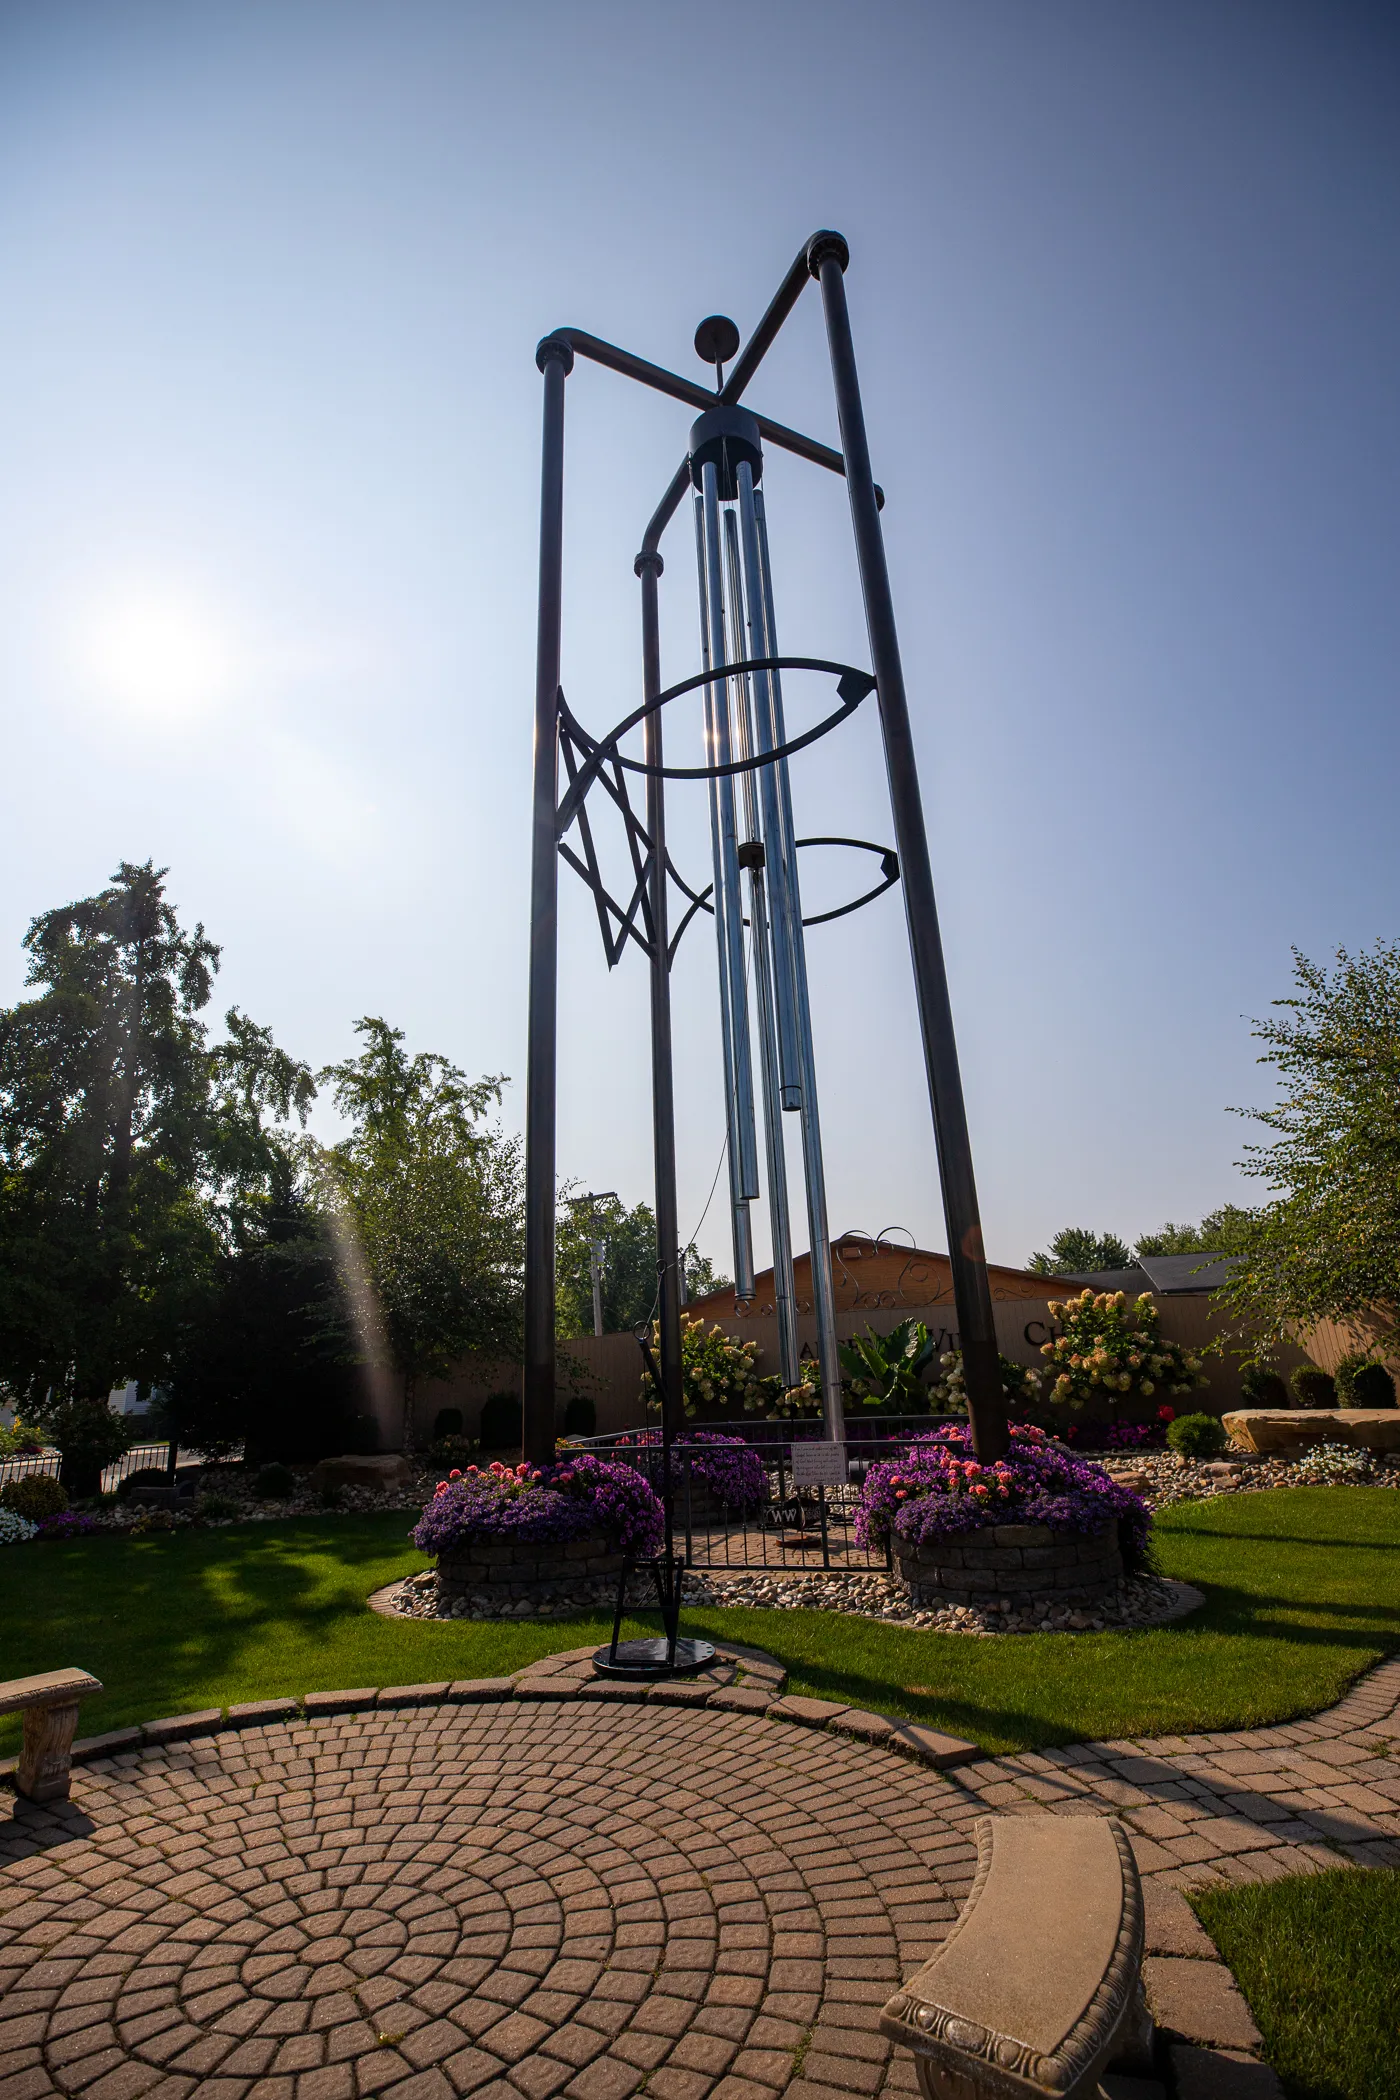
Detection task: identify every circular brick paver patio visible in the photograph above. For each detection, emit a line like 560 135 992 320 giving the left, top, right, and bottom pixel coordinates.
5 1646 1400 2100
0 1689 964 2100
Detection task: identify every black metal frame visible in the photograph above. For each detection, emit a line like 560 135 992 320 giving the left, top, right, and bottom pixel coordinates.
526 232 1010 1471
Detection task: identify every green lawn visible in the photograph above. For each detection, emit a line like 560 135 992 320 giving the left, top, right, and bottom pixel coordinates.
1 1487 1397 1758
1193 1868 1400 2100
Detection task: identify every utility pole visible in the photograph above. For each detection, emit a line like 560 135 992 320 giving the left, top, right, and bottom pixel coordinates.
569 1190 618 1337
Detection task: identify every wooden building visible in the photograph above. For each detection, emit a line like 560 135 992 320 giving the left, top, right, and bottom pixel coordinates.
686 1234 1064 1322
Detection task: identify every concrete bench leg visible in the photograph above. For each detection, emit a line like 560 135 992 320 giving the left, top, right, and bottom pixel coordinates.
17 1699 82 1803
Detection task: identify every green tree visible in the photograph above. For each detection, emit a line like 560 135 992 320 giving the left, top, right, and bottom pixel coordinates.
683 1244 728 1302
162 1168 363 1463
314 1019 524 1448
1134 1208 1257 1258
555 1196 730 1335
0 865 313 1456
1217 943 1400 1347
1026 1227 1133 1277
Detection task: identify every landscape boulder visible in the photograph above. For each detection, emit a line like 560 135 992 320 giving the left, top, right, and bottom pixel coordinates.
310 1453 419 1492
1223 1408 1400 1456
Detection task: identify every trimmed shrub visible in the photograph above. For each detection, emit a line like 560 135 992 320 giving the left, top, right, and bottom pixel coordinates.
253 1462 297 1500
1167 1413 1229 1459
563 1393 597 1436
195 1492 241 1520
478 1391 523 1452
432 1408 463 1440
1333 1355 1397 1409
1292 1365 1337 1408
0 1474 67 1522
1238 1363 1289 1409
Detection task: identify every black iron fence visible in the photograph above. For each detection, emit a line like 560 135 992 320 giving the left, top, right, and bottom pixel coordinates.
0 1441 212 1497
571 1417 962 1575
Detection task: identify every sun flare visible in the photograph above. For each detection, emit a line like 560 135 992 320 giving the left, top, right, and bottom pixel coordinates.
80 588 235 724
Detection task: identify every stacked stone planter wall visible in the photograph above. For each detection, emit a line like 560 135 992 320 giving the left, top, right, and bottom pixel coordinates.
437 1532 625 1606
894 1521 1124 1607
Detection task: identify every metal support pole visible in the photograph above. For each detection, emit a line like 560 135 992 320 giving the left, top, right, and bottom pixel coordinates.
590 1241 605 1337
808 230 1008 1461
523 334 572 1469
636 546 685 1443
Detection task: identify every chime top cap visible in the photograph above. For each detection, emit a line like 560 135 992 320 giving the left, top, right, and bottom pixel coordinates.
688 405 762 499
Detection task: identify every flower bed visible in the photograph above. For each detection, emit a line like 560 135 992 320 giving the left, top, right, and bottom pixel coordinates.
412 1455 666 1607
854 1425 1150 1606
605 1429 768 1511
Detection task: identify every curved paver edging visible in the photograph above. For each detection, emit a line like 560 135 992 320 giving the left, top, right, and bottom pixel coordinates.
0 1640 983 1782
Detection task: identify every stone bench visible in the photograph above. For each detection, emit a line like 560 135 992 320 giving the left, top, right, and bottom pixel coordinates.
1 1668 104 1804
880 1814 1151 2099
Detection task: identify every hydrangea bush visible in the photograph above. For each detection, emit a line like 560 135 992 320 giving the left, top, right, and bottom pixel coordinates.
413 1455 664 1558
608 1429 768 1508
0 1508 38 1546
928 1349 1043 1418
853 1424 1151 1569
1042 1291 1207 1413
641 1317 765 1417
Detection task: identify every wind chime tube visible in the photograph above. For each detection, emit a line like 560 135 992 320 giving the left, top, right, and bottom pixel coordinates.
722 508 800 1390
750 485 844 1444
693 491 755 1299
700 465 761 1209
736 463 803 1111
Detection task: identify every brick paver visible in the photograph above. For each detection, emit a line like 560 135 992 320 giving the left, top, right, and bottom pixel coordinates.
6 1647 1398 2098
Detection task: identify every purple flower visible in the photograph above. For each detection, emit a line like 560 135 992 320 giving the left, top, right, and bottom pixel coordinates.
614 1429 768 1509
412 1453 663 1558
853 1424 1151 1568
35 1511 100 1541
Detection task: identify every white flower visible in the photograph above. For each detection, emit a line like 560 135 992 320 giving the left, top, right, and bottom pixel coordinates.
0 1509 38 1546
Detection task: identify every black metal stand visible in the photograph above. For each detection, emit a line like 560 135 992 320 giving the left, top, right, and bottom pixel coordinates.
592 1549 716 1680
592 1332 718 1681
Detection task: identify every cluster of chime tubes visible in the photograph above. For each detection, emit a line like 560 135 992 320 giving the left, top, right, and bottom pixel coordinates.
692 454 842 1438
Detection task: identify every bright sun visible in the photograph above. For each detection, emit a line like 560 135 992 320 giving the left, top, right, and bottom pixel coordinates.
81 588 235 724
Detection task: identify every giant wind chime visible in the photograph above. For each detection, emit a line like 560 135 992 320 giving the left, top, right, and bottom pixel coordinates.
524 231 1011 1473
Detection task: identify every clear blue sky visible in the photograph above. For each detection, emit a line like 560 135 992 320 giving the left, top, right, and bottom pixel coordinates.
1 2 1396 1277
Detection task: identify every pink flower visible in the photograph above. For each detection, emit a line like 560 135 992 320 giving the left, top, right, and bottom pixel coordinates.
449 1469 462 1480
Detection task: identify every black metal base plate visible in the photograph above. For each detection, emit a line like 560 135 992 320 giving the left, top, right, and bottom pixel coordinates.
592 1637 718 1681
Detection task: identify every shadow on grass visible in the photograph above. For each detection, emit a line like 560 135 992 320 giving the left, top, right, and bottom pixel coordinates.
4 1490 1399 1757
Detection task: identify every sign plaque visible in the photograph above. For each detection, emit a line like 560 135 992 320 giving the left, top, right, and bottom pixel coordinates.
789 1441 848 1489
